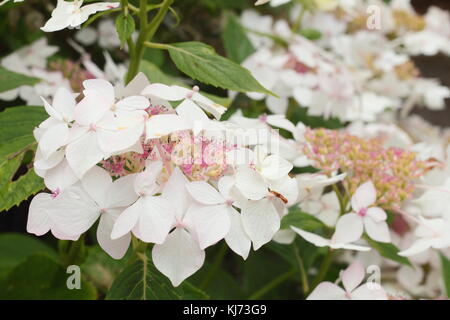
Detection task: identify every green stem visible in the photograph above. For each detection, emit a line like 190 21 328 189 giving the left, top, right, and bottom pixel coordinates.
200 242 228 290
310 248 335 290
293 242 309 295
292 5 306 32
125 0 173 84
248 269 296 300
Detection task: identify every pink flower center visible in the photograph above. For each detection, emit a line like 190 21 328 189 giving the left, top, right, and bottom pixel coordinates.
51 188 61 199
358 208 367 217
89 123 97 132
345 292 352 299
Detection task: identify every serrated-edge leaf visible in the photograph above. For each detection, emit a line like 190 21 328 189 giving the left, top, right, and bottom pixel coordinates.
115 13 135 47
166 41 274 96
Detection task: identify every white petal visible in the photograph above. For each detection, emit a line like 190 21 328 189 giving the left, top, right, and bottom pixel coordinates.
266 115 296 132
261 154 293 180
81 165 111 208
141 83 187 101
111 198 142 240
218 176 235 199
235 166 268 200
399 238 434 256
74 93 111 126
332 213 364 244
137 196 176 244
272 229 296 245
225 207 251 259
351 283 388 300
107 174 139 208
49 185 100 236
134 160 162 195
307 282 346 300
366 207 387 222
364 218 391 243
241 198 280 250
43 159 78 191
341 261 365 293
66 131 106 178
145 114 191 139
115 96 149 111
351 181 377 212
52 87 76 121
152 228 205 287
27 193 52 236
189 203 230 249
290 226 330 247
97 210 131 259
175 99 209 124
161 167 191 220
38 123 69 159
186 181 224 205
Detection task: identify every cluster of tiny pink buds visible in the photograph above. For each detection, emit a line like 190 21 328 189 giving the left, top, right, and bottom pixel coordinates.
303 128 428 208
49 59 94 93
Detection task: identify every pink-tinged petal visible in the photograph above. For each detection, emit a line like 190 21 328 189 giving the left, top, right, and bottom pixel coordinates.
341 261 365 293
235 166 268 201
351 283 388 300
27 193 52 236
351 180 377 212
137 196 176 244
152 228 205 287
39 123 69 159
81 166 111 208
74 92 111 126
366 207 387 222
141 83 187 101
115 96 150 111
97 210 130 260
364 218 391 243
307 282 346 300
66 131 106 178
145 114 191 139
49 185 100 236
107 174 139 208
189 203 230 249
241 198 280 250
225 207 251 259
291 226 330 247
186 181 224 205
111 198 142 240
332 213 364 244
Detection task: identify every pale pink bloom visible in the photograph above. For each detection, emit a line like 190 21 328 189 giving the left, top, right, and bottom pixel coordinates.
308 261 388 300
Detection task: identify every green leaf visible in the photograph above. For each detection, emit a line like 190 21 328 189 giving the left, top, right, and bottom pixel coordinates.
0 106 47 159
298 28 322 40
0 170 44 212
106 254 204 300
440 254 450 298
222 14 255 63
0 253 97 299
0 67 40 93
139 60 231 108
365 237 412 266
81 245 130 293
280 208 326 231
0 106 47 211
0 233 57 279
115 13 135 48
166 41 274 95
